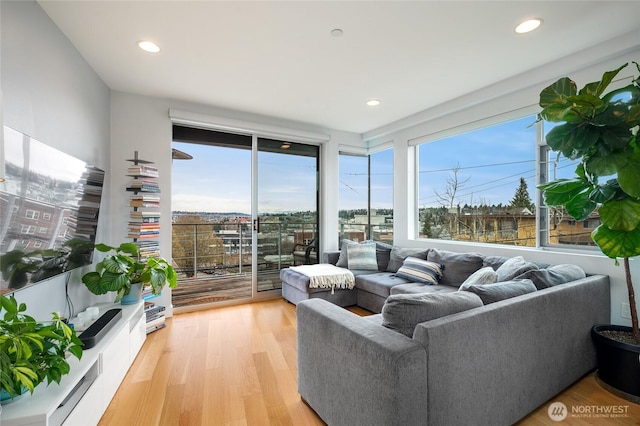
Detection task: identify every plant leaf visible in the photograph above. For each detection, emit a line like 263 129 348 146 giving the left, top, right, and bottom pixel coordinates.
592 225 640 259
540 77 577 109
617 151 640 198
565 191 597 221
599 198 640 231
539 179 590 207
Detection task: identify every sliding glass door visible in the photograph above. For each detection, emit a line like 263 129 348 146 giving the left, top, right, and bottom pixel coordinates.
256 138 319 292
171 126 319 309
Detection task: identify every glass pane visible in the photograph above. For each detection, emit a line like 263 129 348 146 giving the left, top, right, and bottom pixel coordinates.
417 116 537 246
370 149 393 243
171 135 253 308
339 154 368 242
257 139 318 292
542 122 598 247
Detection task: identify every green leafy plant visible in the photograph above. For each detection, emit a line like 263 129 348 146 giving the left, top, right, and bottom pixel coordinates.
81 242 177 303
537 62 640 344
0 293 83 399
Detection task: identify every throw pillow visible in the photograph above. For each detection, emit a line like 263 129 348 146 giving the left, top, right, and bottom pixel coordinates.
516 264 586 290
386 246 429 273
346 242 378 270
495 256 539 281
382 291 484 337
427 249 484 287
458 266 498 291
335 239 356 268
395 257 444 285
464 279 537 305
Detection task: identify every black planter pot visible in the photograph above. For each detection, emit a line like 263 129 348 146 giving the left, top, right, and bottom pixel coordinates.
591 324 640 403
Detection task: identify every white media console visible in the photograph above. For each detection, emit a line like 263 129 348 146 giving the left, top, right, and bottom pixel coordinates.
0 302 146 426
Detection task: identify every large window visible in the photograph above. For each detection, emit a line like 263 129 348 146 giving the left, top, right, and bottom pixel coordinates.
416 114 602 249
339 148 393 243
417 116 537 246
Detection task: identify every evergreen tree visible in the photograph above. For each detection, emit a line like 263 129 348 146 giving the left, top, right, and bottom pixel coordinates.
510 177 535 211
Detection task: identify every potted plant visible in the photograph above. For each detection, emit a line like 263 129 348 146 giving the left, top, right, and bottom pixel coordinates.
537 62 640 400
81 242 177 304
0 293 83 402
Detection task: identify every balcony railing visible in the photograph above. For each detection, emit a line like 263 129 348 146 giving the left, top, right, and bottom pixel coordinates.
172 221 317 281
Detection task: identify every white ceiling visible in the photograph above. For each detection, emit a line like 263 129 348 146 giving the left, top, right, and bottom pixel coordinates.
39 1 640 134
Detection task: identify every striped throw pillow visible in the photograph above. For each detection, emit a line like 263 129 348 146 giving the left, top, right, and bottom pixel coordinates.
395 257 445 285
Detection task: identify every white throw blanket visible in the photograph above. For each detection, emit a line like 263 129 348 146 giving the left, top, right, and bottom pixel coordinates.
290 264 355 294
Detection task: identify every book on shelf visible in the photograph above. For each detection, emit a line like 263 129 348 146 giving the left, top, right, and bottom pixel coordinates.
128 232 160 239
146 311 166 322
144 305 166 317
130 200 160 208
129 216 160 223
127 165 159 177
128 223 160 231
146 323 166 334
130 211 161 218
146 314 165 327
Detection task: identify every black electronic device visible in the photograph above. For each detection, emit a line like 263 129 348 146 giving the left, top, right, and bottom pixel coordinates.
78 308 122 349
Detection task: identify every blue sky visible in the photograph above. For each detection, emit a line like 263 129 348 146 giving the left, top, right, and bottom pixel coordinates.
172 117 578 214
171 142 317 214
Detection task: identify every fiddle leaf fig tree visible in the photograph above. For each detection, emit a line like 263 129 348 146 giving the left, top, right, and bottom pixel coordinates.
537 62 640 344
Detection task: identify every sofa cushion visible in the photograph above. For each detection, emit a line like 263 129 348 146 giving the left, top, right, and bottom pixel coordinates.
382 291 484 337
337 240 392 271
355 272 410 298
458 266 498 291
395 257 444 285
427 249 484 287
335 239 358 268
375 241 393 272
482 255 510 270
464 279 537 304
495 256 539 281
390 283 458 296
386 246 429 273
346 242 378 270
516 264 586 290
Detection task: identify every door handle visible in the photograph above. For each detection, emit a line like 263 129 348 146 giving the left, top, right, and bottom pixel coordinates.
253 218 260 232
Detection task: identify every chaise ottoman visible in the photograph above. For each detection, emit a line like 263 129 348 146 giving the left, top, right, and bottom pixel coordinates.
280 264 357 307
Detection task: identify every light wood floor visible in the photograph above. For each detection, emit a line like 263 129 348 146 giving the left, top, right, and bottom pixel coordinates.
99 299 640 425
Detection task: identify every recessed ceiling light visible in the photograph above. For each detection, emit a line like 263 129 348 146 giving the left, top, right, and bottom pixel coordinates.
366 99 381 107
515 18 543 34
137 40 160 53
331 28 343 37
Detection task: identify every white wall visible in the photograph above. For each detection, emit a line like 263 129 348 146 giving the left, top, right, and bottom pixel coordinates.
365 36 640 327
1 1 112 319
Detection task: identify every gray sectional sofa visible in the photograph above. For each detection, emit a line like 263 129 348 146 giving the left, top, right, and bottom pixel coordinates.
292 243 611 425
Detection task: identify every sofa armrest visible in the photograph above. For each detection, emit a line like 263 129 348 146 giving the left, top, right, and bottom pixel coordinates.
322 250 340 265
413 275 610 426
297 299 428 426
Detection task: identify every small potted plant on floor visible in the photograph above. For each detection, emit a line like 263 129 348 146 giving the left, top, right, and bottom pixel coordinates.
81 243 177 304
537 62 640 400
0 293 83 403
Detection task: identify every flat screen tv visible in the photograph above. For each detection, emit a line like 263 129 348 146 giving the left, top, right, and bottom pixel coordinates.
0 125 105 294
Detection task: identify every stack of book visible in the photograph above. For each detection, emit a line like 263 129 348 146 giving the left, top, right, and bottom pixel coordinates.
126 178 160 193
128 211 161 239
127 164 159 178
144 301 166 334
